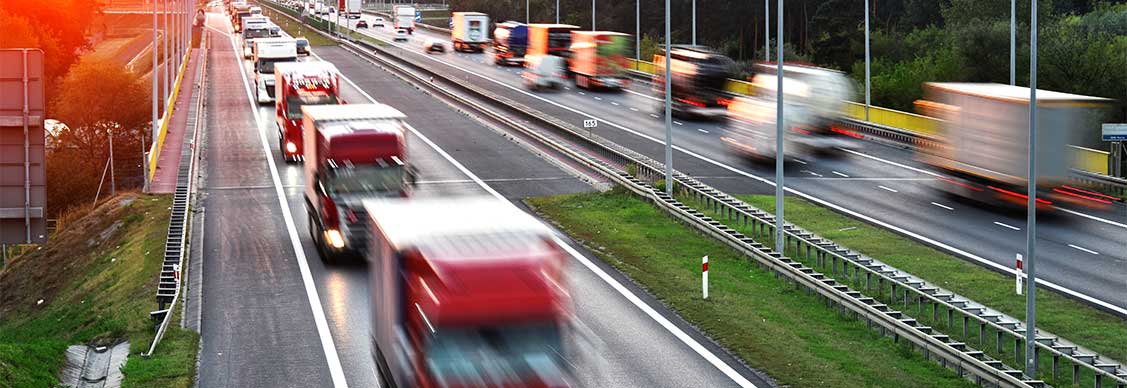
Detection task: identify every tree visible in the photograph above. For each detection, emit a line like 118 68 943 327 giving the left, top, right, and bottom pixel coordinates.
0 0 103 96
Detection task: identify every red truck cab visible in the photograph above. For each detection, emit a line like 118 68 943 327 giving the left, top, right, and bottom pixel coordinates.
365 197 576 388
302 104 410 261
275 61 343 162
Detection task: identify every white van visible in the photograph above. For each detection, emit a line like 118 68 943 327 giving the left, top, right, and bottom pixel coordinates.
522 55 566 91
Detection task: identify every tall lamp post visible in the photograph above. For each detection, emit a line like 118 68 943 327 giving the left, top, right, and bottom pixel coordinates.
764 0 769 61
662 0 672 194
775 0 785 254
864 0 870 121
1023 0 1039 377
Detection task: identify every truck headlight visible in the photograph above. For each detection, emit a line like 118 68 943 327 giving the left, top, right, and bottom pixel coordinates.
286 141 297 153
324 229 345 249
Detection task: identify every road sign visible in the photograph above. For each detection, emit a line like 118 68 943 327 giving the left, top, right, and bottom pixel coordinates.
0 49 48 244
1103 123 1127 141
414 12 421 22
583 119 598 128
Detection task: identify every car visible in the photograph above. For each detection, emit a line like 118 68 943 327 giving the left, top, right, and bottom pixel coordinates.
394 28 408 42
356 19 368 28
295 37 311 55
522 54 567 91
372 17 385 27
423 38 446 53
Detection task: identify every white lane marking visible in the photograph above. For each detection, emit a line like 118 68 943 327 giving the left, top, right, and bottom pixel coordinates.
611 101 620 106
594 96 603 101
697 128 709 134
578 91 586 95
930 202 954 211
878 185 899 193
791 159 807 165
330 49 761 388
801 170 822 177
832 171 850 178
629 107 639 112
624 87 662 102
842 148 1127 230
1068 244 1100 255
226 27 349 388
348 27 1127 316
993 222 1021 231
674 121 683 126
564 86 570 90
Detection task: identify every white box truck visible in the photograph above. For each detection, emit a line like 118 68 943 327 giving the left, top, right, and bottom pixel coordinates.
393 5 415 34
451 12 489 52
252 37 298 104
345 0 362 19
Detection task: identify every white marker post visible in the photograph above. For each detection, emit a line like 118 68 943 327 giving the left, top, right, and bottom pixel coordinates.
702 256 709 299
1015 254 1023 295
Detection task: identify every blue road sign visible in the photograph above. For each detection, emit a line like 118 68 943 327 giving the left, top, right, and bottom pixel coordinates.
415 11 421 22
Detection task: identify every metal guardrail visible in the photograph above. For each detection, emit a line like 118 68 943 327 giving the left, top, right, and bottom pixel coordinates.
334 32 1050 388
276 6 1127 385
143 32 208 357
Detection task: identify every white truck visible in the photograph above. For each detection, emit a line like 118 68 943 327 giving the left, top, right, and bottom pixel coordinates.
393 5 415 34
252 37 298 104
345 0 362 19
450 12 489 52
241 18 273 58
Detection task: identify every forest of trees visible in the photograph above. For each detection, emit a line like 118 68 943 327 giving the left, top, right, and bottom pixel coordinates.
451 0 1126 114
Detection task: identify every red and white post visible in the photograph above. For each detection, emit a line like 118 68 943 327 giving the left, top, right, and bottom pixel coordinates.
1015 253 1023 295
702 256 709 299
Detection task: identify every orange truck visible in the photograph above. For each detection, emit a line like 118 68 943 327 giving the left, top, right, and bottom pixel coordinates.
568 31 631 90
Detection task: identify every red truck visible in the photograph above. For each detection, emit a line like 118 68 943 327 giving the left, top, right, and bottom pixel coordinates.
302 104 411 261
365 197 577 388
275 61 343 162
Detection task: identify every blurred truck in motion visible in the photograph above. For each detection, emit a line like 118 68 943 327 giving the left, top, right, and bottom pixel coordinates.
451 12 489 53
722 64 858 161
365 197 577 388
303 104 412 261
492 21 528 65
394 5 416 34
527 24 579 60
652 46 735 118
252 37 297 104
568 31 631 90
274 61 342 161
915 83 1118 209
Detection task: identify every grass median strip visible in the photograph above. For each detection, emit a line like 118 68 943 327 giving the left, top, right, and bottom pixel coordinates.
255 1 337 46
716 194 1127 386
529 189 976 388
0 193 198 387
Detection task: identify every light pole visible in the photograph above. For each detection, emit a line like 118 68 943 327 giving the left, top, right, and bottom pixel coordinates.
527 0 530 24
864 0 870 121
764 0 769 61
1010 0 1016 85
663 0 673 194
148 0 158 192
163 0 170 113
636 0 640 60
775 0 784 254
556 0 560 23
1024 0 1039 377
691 0 696 45
592 0 596 30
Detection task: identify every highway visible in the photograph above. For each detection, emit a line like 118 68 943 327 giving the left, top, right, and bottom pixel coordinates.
308 9 1127 314
195 10 770 387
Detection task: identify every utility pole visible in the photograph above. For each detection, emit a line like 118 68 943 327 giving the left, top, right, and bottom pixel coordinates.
1024 0 1039 377
164 0 170 113
663 0 672 194
148 0 158 193
775 0 784 254
864 0 870 121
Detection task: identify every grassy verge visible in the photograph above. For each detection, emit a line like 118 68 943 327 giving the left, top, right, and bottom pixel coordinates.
255 1 338 46
701 194 1127 386
529 189 976 388
0 194 198 387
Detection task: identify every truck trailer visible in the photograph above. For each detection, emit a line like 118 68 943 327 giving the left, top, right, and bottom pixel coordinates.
450 12 489 52
274 61 343 161
303 104 411 261
915 83 1116 209
252 37 297 104
568 31 631 90
652 45 735 118
393 5 416 34
527 24 579 59
365 197 577 388
345 0 362 19
492 21 528 65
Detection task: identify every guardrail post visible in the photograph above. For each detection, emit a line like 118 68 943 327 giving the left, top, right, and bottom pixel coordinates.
1074 364 1081 386
997 330 1004 354
1014 337 1021 366
947 308 953 329
962 315 968 337
1051 353 1059 381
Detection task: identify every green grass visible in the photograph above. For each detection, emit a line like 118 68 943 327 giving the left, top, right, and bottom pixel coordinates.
255 1 338 46
529 189 977 388
687 193 1127 386
0 194 198 388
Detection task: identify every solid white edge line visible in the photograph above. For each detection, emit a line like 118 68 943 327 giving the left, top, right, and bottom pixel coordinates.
993 221 1021 231
1068 244 1100 255
930 202 954 211
226 27 349 388
343 5 1127 317
328 47 760 388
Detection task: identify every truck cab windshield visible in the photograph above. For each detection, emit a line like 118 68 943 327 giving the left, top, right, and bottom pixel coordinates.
326 165 404 195
425 324 569 387
286 94 339 119
256 57 294 75
244 28 271 39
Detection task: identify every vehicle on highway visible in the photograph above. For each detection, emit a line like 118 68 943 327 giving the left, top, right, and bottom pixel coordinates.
365 197 577 388
915 83 1118 210
450 12 489 53
568 31 631 90
356 19 368 28
303 104 412 262
241 22 274 59
423 38 446 53
345 0 362 19
232 4 252 32
372 16 386 27
249 5 262 16
274 61 343 161
394 28 408 42
722 64 859 161
652 45 735 118
252 37 298 104
295 37 311 55
523 54 567 91
394 5 416 34
492 21 528 66
528 23 579 61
